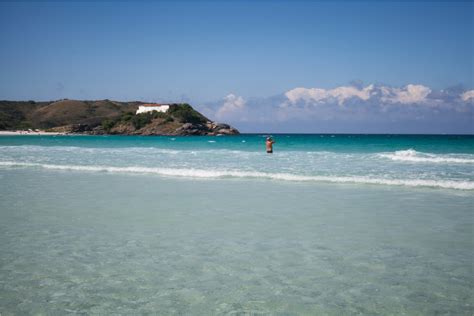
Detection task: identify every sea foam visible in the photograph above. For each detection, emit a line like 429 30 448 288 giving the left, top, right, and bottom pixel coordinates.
1 161 473 190
378 149 474 164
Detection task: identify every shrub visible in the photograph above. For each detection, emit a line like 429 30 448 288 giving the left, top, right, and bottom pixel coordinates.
151 111 167 119
18 121 33 129
102 119 116 131
121 113 134 122
131 112 153 129
168 104 206 124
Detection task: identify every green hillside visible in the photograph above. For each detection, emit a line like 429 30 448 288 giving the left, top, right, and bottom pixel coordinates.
0 100 239 136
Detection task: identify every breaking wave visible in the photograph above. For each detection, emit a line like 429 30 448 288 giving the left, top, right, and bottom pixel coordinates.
0 145 183 155
378 149 474 164
1 161 473 190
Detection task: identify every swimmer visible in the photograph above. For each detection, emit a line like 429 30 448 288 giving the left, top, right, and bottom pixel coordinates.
266 137 275 153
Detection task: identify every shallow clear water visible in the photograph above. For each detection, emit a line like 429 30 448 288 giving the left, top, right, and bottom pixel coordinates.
0 134 473 190
0 135 473 314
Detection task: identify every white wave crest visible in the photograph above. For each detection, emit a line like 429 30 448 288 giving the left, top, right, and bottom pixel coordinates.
378 149 474 164
0 145 183 155
1 161 473 190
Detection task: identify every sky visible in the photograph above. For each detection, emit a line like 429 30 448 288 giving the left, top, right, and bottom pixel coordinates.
0 0 472 133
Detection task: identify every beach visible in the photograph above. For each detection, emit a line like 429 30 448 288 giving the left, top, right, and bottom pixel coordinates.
0 134 473 314
0 130 66 136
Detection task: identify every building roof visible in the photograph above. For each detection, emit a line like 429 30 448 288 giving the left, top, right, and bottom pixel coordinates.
140 103 169 107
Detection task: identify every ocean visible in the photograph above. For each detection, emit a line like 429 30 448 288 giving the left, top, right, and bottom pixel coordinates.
0 134 473 314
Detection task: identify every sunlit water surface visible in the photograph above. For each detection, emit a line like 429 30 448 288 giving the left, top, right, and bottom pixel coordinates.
0 135 473 314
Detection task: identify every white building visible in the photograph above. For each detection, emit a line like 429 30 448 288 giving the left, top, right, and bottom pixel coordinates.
136 103 170 114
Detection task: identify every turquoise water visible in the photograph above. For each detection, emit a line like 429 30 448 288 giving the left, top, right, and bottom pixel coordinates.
0 134 473 190
0 134 473 314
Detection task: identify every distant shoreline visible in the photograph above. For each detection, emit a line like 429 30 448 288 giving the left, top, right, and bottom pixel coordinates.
0 130 66 136
1 130 473 137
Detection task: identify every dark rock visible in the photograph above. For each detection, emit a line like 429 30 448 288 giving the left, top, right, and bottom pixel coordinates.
181 123 193 130
217 128 238 135
90 125 106 135
215 123 231 129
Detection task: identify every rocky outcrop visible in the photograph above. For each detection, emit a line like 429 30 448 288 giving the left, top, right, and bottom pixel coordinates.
172 121 239 136
48 123 98 134
205 122 239 135
50 120 240 136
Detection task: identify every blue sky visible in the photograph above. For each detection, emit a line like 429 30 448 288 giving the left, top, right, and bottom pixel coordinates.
0 1 472 133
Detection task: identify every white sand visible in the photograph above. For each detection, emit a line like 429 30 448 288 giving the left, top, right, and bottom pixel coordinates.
0 130 66 136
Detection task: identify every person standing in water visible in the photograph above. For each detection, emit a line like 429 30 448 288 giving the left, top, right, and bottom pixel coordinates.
266 137 275 153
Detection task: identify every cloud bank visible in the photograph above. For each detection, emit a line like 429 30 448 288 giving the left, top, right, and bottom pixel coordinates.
200 83 473 134
285 85 374 105
461 90 474 102
215 94 247 120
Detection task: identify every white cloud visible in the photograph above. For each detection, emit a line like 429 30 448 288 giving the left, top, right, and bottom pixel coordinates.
380 84 431 104
285 84 434 106
285 85 374 105
461 90 474 102
215 93 246 120
202 84 472 132
285 87 327 104
328 85 374 105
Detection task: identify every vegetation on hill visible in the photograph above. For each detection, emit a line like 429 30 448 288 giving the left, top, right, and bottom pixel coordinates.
0 100 45 130
167 103 208 124
101 103 208 132
0 100 239 135
102 111 166 132
0 99 138 130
